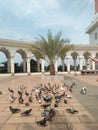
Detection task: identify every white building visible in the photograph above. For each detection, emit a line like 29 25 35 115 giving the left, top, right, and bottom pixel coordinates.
85 0 98 44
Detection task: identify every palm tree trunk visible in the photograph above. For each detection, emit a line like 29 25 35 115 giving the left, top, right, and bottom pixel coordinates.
62 59 65 72
37 59 40 72
50 63 55 75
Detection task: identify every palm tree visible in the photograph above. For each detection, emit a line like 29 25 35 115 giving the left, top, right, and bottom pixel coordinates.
30 30 73 75
61 53 66 71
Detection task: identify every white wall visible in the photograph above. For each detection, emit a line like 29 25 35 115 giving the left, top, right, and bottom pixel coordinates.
89 27 98 44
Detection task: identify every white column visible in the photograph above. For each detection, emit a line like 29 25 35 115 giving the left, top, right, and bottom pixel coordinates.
92 61 95 70
41 59 44 73
7 58 11 73
23 59 26 72
10 56 14 76
92 55 95 70
66 56 70 72
55 60 58 73
27 57 31 75
79 56 83 70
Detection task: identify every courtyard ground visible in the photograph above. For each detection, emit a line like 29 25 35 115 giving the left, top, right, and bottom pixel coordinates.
0 74 98 130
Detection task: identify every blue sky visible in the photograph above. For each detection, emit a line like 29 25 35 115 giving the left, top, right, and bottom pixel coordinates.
0 0 93 44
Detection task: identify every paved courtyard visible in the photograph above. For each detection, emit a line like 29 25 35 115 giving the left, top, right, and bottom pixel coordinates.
0 74 98 130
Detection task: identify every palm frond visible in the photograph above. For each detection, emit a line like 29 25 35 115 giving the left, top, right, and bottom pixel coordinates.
29 30 73 75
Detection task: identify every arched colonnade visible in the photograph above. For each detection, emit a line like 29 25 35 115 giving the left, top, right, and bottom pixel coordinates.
0 38 98 75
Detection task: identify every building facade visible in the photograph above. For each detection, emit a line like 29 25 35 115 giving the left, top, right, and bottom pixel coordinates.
85 0 98 44
0 38 98 75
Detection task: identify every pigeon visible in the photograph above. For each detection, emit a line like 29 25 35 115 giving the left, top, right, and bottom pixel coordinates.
17 90 23 96
66 108 78 114
8 88 14 93
41 104 51 109
72 80 76 86
54 95 62 102
42 108 55 118
9 106 21 114
36 117 46 126
9 95 16 103
35 94 39 101
60 86 65 91
54 102 58 107
0 90 3 95
25 102 29 106
25 90 29 96
21 108 32 116
43 95 52 102
60 91 66 97
28 95 33 102
45 108 55 121
41 84 49 93
52 90 57 95
69 88 72 92
38 99 41 103
47 83 52 91
67 95 72 98
20 84 26 91
19 96 24 104
64 99 67 104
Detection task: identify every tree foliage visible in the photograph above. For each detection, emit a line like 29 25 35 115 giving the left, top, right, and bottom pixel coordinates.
30 30 73 75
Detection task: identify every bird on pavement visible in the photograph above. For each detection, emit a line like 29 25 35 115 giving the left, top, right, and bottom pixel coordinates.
25 90 29 96
64 99 67 104
21 108 32 116
45 108 56 121
9 95 16 103
8 88 14 94
28 95 33 102
42 108 55 118
41 104 51 109
0 90 3 95
43 95 52 102
9 106 21 114
36 117 47 127
66 108 78 114
18 96 24 104
54 102 58 107
17 90 23 97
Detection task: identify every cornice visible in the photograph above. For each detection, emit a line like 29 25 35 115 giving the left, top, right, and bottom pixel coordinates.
0 38 33 48
73 44 98 51
0 38 98 51
85 19 98 34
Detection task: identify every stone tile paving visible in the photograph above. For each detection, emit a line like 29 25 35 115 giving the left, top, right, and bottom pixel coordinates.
0 75 98 130
63 74 98 122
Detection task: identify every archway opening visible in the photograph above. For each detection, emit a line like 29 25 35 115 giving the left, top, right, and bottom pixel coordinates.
14 52 23 73
0 51 7 73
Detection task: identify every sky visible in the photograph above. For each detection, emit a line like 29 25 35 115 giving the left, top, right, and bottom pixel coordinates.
0 0 94 45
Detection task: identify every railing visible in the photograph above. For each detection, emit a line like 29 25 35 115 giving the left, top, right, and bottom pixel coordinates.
81 70 98 75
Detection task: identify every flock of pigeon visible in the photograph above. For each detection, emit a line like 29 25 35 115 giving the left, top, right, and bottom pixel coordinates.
0 79 78 127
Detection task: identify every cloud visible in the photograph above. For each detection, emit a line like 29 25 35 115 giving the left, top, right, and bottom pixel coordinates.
0 0 93 44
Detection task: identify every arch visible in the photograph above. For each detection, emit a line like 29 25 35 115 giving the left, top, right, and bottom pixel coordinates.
0 48 10 73
15 49 27 73
0 47 10 58
16 49 27 59
83 51 91 61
